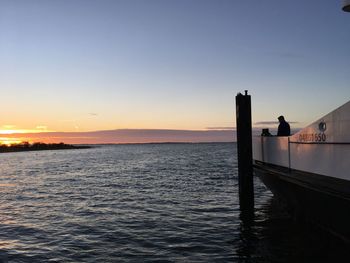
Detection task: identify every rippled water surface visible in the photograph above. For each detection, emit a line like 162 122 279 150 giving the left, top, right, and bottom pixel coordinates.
0 143 348 262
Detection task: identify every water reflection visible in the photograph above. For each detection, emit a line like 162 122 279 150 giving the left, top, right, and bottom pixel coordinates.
0 144 349 262
237 196 350 262
237 212 258 262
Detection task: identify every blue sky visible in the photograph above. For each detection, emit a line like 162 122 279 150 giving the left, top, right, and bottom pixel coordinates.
0 0 349 138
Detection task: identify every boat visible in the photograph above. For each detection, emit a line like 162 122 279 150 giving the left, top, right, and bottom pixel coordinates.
252 100 350 242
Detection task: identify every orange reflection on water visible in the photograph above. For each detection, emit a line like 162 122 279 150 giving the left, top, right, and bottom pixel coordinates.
0 240 17 250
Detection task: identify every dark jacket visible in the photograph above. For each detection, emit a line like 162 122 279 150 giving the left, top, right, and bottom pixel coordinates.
277 121 290 136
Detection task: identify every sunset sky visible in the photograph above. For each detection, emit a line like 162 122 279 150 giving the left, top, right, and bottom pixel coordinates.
1 0 349 143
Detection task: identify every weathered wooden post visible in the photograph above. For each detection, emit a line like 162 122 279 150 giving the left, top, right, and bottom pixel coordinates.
236 90 254 215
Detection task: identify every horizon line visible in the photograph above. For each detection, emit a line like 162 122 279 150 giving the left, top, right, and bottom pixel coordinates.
1 128 237 144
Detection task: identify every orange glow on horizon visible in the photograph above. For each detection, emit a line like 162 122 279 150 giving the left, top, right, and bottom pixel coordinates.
0 137 24 146
0 127 53 146
0 127 236 145
0 129 51 134
0 124 52 136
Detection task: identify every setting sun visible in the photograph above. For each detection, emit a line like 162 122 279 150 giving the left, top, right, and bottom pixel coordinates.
0 137 23 146
0 126 52 145
0 128 40 145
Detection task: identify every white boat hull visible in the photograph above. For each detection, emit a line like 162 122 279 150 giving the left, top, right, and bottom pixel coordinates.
253 100 350 241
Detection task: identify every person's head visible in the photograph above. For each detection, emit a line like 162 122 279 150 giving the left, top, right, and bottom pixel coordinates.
278 115 285 122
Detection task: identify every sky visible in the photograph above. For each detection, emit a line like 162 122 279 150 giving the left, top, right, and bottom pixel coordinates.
0 0 349 143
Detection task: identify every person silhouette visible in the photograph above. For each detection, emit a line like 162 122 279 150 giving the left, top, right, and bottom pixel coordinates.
277 115 290 136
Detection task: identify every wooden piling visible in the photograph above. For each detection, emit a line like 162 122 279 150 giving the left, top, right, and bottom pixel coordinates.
236 90 254 214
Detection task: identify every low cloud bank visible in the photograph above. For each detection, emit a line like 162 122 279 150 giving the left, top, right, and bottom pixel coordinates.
4 129 236 144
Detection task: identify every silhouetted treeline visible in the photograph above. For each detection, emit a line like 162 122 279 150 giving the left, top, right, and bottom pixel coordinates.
0 142 90 153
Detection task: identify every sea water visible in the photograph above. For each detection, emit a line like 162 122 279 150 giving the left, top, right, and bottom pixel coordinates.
0 143 347 262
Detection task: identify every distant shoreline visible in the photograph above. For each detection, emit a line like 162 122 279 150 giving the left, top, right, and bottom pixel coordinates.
0 142 91 154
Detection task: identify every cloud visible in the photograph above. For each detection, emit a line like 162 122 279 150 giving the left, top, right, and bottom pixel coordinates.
254 121 279 126
2 125 16 129
254 121 299 126
60 119 77 123
5 129 236 144
36 126 48 130
206 127 235 130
